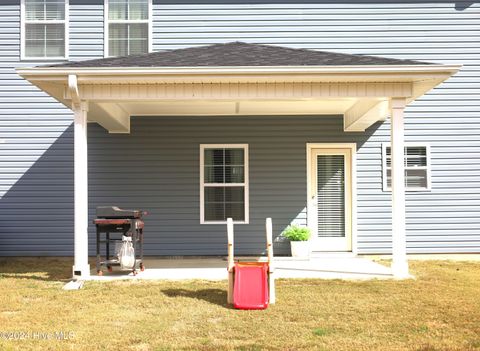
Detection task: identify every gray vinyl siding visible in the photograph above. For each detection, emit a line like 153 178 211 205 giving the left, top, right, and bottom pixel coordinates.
0 1 103 255
88 115 367 256
0 0 479 255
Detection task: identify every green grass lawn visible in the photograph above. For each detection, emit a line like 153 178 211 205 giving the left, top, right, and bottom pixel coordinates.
0 258 479 351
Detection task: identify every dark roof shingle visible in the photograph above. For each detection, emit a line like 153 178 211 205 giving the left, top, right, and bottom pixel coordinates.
45 41 430 68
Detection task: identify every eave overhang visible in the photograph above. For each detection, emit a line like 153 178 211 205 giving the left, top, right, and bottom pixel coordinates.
17 64 461 133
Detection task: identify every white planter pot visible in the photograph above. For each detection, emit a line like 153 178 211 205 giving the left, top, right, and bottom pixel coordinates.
290 241 311 258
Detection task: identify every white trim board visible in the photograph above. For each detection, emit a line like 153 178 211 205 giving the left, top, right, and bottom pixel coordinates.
18 64 462 75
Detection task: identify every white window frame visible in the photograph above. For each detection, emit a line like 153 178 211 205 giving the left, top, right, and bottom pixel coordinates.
200 144 249 225
382 143 431 192
104 0 152 58
20 0 69 60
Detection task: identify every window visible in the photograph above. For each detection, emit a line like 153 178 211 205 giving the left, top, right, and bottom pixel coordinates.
21 0 68 59
105 0 151 57
200 145 249 224
382 143 431 191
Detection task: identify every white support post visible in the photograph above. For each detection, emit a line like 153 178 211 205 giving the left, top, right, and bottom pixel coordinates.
72 101 90 279
390 98 409 278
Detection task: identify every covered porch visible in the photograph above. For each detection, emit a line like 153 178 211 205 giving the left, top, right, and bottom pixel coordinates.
17 42 460 280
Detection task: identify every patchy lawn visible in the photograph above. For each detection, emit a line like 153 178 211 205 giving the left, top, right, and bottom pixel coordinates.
0 258 479 351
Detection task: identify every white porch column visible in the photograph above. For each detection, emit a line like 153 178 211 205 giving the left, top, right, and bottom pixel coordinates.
390 98 409 278
72 101 90 278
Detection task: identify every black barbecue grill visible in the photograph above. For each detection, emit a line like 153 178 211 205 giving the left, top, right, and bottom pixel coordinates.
94 206 146 275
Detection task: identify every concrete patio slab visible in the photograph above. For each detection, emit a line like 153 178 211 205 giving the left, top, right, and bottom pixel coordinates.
86 255 394 281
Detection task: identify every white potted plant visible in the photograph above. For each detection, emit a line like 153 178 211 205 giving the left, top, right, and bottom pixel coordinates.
282 225 312 258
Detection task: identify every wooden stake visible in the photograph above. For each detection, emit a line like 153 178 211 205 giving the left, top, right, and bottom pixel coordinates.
266 218 275 304
227 218 234 304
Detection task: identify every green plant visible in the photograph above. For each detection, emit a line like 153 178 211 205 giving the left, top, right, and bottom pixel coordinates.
282 225 311 241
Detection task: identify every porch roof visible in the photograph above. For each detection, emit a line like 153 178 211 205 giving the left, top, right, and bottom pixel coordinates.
17 42 461 133
45 41 428 68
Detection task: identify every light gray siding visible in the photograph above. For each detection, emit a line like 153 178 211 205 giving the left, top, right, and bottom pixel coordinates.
0 0 479 255
0 1 104 255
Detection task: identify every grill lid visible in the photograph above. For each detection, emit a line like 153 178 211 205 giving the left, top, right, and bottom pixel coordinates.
96 206 146 219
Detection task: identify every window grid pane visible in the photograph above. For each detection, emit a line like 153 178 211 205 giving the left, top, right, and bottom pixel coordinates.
405 169 428 188
109 1 128 20
129 0 148 20
25 23 65 58
45 39 64 56
204 203 224 222
225 166 244 183
108 23 148 56
204 148 245 184
204 149 224 166
25 40 45 57
25 0 45 20
26 0 65 20
109 23 128 56
204 186 245 221
109 0 148 20
225 148 244 165
204 166 224 183
128 23 148 54
45 1 65 20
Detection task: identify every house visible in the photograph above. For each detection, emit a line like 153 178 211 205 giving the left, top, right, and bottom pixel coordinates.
0 1 479 279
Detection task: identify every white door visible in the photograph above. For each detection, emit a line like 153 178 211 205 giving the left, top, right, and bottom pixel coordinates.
308 148 352 251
